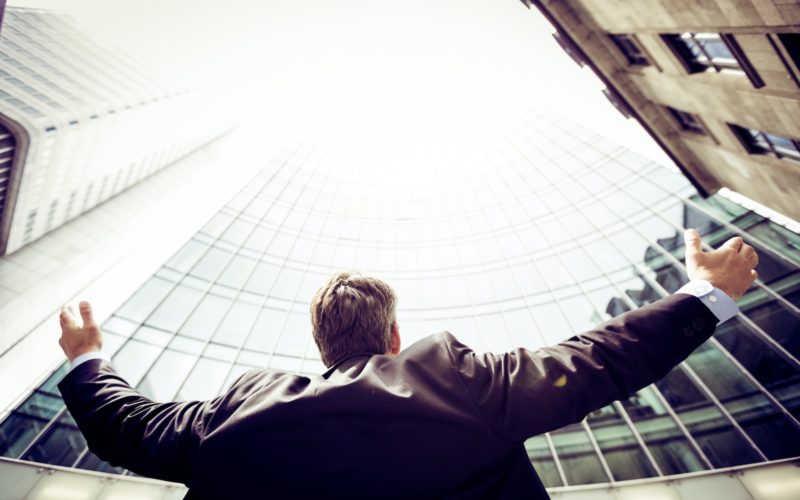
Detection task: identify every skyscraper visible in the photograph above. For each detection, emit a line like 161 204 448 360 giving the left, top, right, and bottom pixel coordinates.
0 6 231 255
519 0 800 222
1 107 797 498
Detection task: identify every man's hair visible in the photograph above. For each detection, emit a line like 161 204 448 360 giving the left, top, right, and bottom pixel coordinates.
310 271 397 367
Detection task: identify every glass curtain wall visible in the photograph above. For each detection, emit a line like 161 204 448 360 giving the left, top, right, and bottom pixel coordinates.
1 111 798 487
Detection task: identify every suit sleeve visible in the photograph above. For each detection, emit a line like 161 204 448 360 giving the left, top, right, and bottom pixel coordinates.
445 293 718 444
57 359 251 484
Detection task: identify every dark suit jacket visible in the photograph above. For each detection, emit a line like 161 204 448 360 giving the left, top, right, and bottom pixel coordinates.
58 294 717 499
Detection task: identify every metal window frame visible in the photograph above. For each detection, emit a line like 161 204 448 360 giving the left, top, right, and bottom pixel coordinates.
730 123 800 163
661 33 764 88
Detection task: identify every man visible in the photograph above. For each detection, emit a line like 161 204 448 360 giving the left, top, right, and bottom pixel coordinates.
57 229 757 498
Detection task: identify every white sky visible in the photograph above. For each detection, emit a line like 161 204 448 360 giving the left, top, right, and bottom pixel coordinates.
8 0 669 161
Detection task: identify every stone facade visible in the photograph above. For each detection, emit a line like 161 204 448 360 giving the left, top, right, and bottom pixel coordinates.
523 0 800 221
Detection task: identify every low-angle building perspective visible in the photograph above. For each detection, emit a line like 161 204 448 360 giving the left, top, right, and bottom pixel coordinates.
0 7 230 255
521 0 800 221
0 0 798 499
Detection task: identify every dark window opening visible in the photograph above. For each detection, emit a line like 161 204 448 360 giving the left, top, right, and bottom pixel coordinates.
609 34 649 66
777 33 800 69
662 33 763 87
730 124 800 163
666 106 705 134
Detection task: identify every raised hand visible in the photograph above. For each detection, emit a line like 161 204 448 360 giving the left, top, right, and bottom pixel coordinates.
59 301 103 362
684 229 758 300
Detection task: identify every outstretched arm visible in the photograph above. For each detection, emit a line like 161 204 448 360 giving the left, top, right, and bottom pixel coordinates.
447 229 758 443
56 303 235 484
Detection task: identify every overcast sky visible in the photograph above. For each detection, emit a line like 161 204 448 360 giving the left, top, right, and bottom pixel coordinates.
8 0 667 160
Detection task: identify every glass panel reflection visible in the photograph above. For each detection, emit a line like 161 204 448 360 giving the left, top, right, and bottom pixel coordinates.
550 423 609 485
656 367 760 467
585 405 658 480
621 387 707 474
685 343 800 459
524 435 562 487
22 412 86 467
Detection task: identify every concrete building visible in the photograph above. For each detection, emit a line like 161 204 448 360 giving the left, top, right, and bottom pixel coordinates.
519 0 800 222
1 108 797 498
0 6 231 255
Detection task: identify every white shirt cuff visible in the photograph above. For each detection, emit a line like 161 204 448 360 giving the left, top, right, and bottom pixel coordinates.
69 351 109 373
675 279 739 325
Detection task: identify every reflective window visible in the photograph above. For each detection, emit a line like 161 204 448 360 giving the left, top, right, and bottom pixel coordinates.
137 349 198 402
214 302 260 346
147 283 204 332
177 358 230 401
246 307 287 352
22 412 86 466
245 262 281 295
164 239 208 272
180 293 232 340
0 412 50 458
685 343 800 459
274 313 310 357
217 255 258 290
550 424 609 485
115 277 173 322
190 247 233 281
585 405 658 480
656 367 760 467
525 435 562 487
621 387 707 474
111 338 163 386
713 316 800 419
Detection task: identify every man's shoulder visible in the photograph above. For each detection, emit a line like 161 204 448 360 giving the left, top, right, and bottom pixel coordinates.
389 331 465 367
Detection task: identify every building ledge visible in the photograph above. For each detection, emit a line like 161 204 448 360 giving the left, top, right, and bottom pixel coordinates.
2 456 798 498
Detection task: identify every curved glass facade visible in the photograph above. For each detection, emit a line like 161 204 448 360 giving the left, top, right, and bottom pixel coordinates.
1 111 798 486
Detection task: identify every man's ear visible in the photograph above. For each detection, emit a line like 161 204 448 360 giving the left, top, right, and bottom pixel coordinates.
389 322 401 355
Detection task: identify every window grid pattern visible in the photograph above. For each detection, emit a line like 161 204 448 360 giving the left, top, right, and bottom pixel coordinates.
1 112 798 487
0 8 229 254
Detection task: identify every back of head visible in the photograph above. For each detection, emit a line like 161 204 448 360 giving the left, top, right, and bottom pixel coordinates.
310 271 397 367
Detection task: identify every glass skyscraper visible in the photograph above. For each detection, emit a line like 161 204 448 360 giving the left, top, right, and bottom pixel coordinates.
0 7 230 255
0 109 798 497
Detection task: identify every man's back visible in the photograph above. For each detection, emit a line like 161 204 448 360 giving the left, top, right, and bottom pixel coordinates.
190 332 545 498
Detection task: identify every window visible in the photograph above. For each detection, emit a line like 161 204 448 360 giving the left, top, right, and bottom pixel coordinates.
666 106 705 134
662 32 763 87
609 34 649 66
730 124 800 163
525 435 563 487
769 33 800 89
777 33 800 69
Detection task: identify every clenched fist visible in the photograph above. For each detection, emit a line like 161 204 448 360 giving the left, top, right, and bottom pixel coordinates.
684 229 758 300
59 301 103 362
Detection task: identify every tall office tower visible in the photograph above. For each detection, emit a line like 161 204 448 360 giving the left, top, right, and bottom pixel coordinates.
518 1 800 222
0 6 231 255
0 108 797 499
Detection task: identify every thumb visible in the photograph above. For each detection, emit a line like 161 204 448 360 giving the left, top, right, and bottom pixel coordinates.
79 301 96 327
721 236 744 252
683 229 703 259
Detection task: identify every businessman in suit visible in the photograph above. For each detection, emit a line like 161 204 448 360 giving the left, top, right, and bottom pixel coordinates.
57 229 758 499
